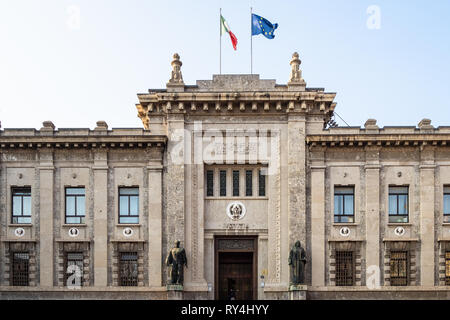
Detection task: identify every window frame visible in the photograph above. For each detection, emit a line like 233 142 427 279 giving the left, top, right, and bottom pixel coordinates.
11 187 32 224
232 170 240 197
119 252 138 286
206 170 214 197
333 186 355 223
11 252 29 286
258 169 266 197
390 250 409 286
219 170 227 197
446 252 450 286
65 187 86 224
444 186 450 223
335 251 355 286
388 186 409 223
118 187 140 224
245 170 253 197
64 252 84 287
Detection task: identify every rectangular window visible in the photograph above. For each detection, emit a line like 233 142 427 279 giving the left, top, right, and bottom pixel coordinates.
206 170 214 197
335 251 354 286
444 187 450 223
232 170 240 197
11 252 29 286
334 187 354 223
12 187 32 224
258 169 266 197
64 252 84 287
389 186 409 223
119 252 138 286
446 252 450 286
65 187 85 224
119 187 139 224
219 170 227 197
245 170 253 197
390 251 408 286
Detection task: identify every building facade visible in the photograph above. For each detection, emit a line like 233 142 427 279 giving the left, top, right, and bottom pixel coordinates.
1 53 450 299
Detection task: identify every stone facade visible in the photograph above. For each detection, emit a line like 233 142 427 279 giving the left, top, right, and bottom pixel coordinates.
1 53 450 299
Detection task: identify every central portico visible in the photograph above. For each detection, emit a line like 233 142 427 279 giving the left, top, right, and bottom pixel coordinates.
136 52 336 299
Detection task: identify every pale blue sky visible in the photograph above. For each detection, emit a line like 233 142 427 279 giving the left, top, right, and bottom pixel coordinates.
1 0 449 129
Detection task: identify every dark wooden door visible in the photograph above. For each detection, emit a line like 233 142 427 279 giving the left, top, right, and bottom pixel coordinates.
218 252 253 300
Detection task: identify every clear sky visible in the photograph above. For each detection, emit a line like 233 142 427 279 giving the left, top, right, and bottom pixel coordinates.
1 0 449 129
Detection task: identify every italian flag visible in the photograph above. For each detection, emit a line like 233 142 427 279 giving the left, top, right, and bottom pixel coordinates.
221 15 237 50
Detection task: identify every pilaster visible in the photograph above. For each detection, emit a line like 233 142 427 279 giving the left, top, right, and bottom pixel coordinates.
148 163 163 287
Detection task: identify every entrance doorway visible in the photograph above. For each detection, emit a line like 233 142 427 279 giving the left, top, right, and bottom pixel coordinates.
215 237 257 300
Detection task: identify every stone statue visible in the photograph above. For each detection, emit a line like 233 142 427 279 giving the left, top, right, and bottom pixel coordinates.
166 240 187 285
168 53 184 84
289 52 302 82
288 240 306 285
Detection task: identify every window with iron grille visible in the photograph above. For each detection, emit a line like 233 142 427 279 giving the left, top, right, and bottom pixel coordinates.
219 170 227 197
335 251 354 286
334 187 354 223
389 186 409 223
64 252 84 287
245 170 253 196
232 170 240 197
446 252 450 286
206 170 214 197
12 187 31 224
119 187 139 224
390 251 409 286
444 187 450 223
65 187 85 224
258 169 266 197
11 252 29 286
119 252 138 286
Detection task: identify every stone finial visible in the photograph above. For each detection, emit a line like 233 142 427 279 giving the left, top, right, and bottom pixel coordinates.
41 121 55 130
288 52 306 90
168 53 183 84
364 119 379 129
418 118 433 130
94 120 108 130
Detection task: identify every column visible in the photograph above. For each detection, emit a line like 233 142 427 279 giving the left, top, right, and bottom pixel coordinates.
148 163 163 287
39 149 54 286
93 150 108 286
310 147 326 286
420 146 435 286
365 147 381 288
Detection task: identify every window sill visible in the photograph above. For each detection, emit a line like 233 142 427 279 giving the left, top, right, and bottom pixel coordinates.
8 224 32 227
205 196 269 200
387 222 412 226
62 224 87 227
116 224 141 227
332 223 359 226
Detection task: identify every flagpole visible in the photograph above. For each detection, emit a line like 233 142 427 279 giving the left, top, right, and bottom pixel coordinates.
220 8 222 74
250 7 253 74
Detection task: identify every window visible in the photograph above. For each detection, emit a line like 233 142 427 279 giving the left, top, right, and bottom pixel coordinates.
390 251 408 286
12 187 31 224
64 252 84 287
232 170 240 197
65 187 85 224
219 170 227 197
245 170 253 196
334 187 354 223
446 252 450 286
258 169 266 197
206 170 214 197
335 251 354 286
11 252 29 286
389 186 409 223
444 187 450 223
119 252 138 286
119 187 139 224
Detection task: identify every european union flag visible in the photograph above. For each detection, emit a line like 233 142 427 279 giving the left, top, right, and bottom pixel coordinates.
252 13 278 39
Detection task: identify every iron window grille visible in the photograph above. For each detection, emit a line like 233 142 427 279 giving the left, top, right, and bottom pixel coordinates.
446 252 450 286
64 252 84 287
11 187 31 224
389 186 409 223
245 170 253 196
334 187 355 223
118 187 139 224
119 252 138 286
219 170 227 196
232 170 240 197
258 169 266 197
65 187 85 224
335 251 355 286
444 186 450 223
206 170 214 197
390 251 409 286
11 252 29 286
